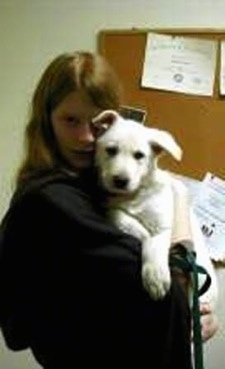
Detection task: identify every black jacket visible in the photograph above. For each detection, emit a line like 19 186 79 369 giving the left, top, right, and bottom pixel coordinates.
0 172 192 369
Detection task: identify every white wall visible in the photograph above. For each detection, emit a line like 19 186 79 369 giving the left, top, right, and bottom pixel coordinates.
0 0 224 368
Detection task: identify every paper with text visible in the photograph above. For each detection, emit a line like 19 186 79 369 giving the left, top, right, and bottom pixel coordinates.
141 33 217 96
220 41 225 95
193 172 225 262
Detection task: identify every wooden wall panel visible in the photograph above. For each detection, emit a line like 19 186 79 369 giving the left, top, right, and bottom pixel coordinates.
98 29 225 180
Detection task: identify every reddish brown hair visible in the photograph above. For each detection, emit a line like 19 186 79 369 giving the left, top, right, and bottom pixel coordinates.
16 51 122 188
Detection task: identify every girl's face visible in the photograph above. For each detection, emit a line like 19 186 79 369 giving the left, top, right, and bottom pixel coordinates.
51 90 102 171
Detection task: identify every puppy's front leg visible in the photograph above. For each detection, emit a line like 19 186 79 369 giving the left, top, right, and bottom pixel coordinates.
142 229 172 300
110 209 150 244
110 210 171 300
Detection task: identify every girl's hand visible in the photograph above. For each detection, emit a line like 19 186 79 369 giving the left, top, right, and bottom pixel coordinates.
199 302 219 342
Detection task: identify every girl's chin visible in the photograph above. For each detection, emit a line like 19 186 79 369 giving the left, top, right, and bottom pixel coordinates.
69 157 93 171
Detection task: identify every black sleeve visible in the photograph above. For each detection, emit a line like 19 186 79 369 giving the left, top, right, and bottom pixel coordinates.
0 181 192 369
0 182 143 349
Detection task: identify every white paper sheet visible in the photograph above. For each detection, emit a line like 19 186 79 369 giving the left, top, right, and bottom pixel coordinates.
220 41 225 95
141 33 217 96
193 172 225 262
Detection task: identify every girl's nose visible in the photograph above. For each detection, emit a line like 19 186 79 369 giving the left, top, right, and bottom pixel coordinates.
77 123 95 143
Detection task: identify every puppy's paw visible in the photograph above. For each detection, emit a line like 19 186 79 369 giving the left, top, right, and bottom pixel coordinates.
142 262 171 300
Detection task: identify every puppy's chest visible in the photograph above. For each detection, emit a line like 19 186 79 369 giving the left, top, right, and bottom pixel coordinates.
109 185 174 236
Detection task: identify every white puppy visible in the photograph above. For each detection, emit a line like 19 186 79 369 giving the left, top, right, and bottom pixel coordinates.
93 110 218 305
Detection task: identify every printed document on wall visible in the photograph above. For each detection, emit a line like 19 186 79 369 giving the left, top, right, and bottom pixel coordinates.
193 172 225 262
220 41 225 95
141 33 217 96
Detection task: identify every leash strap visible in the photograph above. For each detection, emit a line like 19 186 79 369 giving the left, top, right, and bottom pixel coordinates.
170 244 211 369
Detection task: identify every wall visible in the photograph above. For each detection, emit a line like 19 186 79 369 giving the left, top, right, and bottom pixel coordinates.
0 0 224 368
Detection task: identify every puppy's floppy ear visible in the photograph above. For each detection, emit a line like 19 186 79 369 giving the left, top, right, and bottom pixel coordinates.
147 128 182 161
91 110 119 138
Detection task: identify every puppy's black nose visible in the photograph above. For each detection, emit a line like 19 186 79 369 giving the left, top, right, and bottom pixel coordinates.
113 176 129 189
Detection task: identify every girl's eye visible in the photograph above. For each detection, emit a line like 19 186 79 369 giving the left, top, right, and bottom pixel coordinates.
65 116 79 125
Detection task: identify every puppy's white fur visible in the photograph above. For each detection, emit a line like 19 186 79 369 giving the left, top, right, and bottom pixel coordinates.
93 110 218 305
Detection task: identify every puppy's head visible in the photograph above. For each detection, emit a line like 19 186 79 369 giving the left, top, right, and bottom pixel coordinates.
93 110 182 195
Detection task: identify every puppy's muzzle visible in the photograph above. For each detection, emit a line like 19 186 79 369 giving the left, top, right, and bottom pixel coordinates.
112 175 129 190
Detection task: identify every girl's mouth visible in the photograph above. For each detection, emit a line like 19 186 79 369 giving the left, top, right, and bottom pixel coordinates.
72 149 94 157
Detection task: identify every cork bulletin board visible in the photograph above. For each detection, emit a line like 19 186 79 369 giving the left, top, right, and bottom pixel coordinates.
98 29 225 180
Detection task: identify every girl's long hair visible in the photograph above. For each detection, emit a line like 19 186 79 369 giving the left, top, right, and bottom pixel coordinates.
16 51 122 189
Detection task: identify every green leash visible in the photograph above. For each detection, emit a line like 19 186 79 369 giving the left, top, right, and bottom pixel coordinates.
170 244 211 369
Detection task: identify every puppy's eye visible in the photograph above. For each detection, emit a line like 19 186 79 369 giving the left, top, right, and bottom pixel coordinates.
106 146 118 157
134 151 145 160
